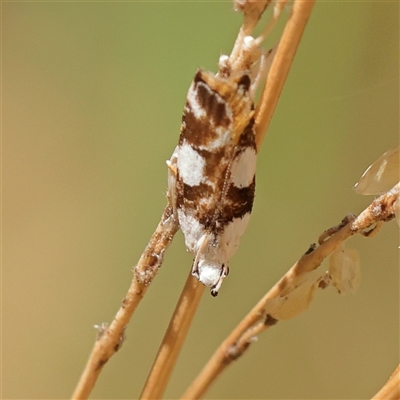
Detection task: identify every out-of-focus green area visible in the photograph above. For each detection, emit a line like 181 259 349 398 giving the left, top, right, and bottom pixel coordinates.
3 2 398 399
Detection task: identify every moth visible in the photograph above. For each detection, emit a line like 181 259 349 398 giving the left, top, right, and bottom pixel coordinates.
167 66 259 296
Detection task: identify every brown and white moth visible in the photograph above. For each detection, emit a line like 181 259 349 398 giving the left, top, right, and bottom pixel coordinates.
167 37 270 296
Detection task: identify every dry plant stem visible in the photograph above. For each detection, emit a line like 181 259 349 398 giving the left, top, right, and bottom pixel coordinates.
182 186 398 400
255 0 316 151
140 273 205 400
371 364 400 400
71 204 178 400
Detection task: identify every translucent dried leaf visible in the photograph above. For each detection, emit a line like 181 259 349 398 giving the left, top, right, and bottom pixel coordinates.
354 144 399 195
264 270 323 320
329 244 360 294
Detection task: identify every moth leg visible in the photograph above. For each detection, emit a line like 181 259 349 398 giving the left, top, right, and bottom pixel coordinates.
250 46 276 98
253 0 289 47
166 147 178 217
166 147 178 177
210 264 230 297
191 233 209 278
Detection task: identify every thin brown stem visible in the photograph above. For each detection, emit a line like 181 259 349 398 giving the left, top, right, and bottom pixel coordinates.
371 364 400 400
182 186 398 400
140 272 205 400
71 204 179 400
255 0 316 151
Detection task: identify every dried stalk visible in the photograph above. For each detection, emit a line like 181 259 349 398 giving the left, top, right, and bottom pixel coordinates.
139 273 205 400
71 204 178 400
371 364 400 400
255 0 316 150
182 185 398 399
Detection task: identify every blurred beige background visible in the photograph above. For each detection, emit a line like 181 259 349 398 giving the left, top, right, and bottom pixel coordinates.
3 2 398 399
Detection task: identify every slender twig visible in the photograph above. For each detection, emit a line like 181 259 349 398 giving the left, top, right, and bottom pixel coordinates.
371 364 400 400
139 273 205 400
71 204 178 400
182 185 398 399
255 0 316 151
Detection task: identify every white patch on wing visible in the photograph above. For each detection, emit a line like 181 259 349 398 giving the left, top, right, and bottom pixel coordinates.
230 147 257 188
187 84 206 119
220 213 251 259
177 142 206 186
177 210 204 253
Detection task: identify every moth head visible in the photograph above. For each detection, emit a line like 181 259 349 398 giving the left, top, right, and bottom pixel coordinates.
195 260 229 297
